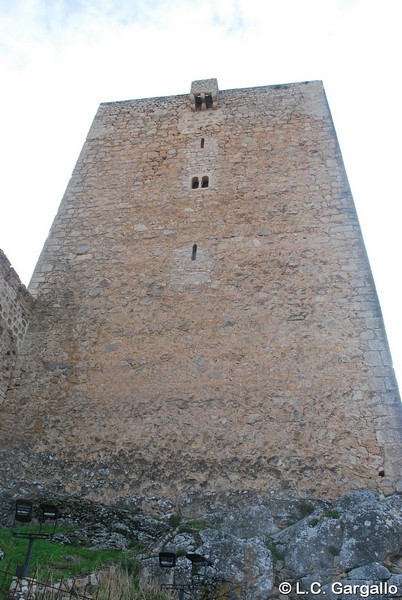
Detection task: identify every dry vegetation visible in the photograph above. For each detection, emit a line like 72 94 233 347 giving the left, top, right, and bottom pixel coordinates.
96 567 174 600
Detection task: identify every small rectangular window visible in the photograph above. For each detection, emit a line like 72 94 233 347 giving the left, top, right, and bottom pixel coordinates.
205 94 213 109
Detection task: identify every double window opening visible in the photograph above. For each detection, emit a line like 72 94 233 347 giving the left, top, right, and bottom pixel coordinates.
195 94 213 111
191 176 209 189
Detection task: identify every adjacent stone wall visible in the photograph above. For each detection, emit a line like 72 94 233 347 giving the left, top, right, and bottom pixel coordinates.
2 80 401 504
0 250 34 401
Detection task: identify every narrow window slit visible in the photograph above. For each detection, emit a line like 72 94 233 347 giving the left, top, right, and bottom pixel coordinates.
191 244 197 260
201 138 205 148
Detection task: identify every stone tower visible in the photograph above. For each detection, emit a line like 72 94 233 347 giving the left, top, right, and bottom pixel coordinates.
2 79 401 505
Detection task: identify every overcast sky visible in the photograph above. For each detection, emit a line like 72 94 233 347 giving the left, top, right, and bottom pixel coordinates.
1 0 401 388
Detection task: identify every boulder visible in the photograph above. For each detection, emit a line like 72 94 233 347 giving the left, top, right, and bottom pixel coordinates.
273 489 402 590
198 529 273 600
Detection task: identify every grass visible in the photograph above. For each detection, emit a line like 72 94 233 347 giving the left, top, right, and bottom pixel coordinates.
265 541 284 562
0 564 174 600
95 568 174 600
324 509 340 519
0 526 170 598
0 525 143 582
299 502 315 517
178 519 207 534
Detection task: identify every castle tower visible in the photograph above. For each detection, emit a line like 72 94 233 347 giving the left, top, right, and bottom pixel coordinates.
2 79 401 504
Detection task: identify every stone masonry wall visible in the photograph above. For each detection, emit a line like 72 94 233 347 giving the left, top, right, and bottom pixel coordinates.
0 249 34 401
1 80 401 505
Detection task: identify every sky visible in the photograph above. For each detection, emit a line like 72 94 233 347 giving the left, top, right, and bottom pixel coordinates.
0 0 401 388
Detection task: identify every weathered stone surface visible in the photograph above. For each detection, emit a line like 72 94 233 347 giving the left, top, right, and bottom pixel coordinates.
273 490 402 594
178 489 326 523
156 490 402 598
200 505 279 538
65 525 130 551
0 249 34 402
0 80 401 505
347 562 391 581
143 529 273 599
198 529 273 599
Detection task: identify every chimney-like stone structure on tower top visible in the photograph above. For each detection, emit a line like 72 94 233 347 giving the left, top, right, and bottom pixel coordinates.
1 79 401 505
190 78 219 111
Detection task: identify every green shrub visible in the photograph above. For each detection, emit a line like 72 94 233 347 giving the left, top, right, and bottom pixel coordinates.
299 502 315 517
324 509 340 519
329 545 341 556
266 542 284 561
168 514 182 528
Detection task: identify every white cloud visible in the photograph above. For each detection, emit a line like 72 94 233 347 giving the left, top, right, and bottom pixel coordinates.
0 0 401 384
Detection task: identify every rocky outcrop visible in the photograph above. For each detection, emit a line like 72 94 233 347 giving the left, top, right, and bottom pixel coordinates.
2 489 402 598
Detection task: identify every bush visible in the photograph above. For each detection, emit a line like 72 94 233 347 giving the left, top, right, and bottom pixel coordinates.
299 502 315 517
168 514 181 528
324 509 340 519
